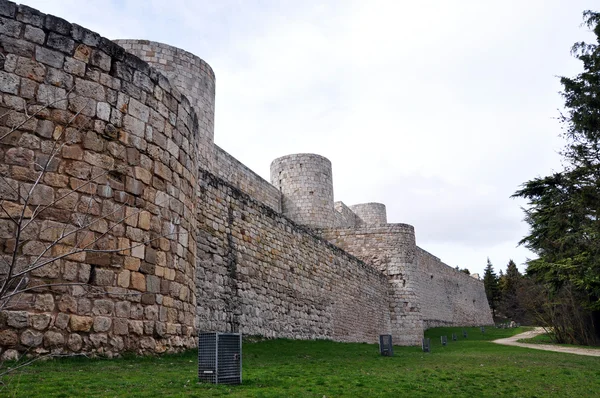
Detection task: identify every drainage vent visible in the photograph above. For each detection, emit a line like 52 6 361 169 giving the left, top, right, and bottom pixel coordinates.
379 334 394 356
198 332 242 385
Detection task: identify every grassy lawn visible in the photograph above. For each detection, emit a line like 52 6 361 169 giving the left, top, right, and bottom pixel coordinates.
2 327 600 397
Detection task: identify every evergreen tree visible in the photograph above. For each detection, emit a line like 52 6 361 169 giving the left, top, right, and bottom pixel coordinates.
483 258 500 318
498 260 523 321
513 10 600 344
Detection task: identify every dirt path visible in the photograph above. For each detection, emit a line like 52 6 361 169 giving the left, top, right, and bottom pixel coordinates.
492 328 600 357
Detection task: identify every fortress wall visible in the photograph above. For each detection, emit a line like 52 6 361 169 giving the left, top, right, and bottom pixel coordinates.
196 169 391 342
213 145 281 212
320 225 423 345
113 39 216 172
349 203 387 226
333 201 357 228
270 154 336 229
0 1 197 357
415 247 493 328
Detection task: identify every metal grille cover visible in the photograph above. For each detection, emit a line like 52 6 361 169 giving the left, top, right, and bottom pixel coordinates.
379 334 393 356
198 332 242 385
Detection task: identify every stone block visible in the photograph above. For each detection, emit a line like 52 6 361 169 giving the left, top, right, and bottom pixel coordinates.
67 333 82 351
93 316 112 332
54 313 70 329
141 293 155 305
34 293 55 312
43 331 64 347
44 14 70 35
0 71 19 95
0 15 22 37
35 46 64 68
0 1 17 18
29 313 52 330
0 329 18 346
113 318 128 335
131 272 145 291
90 49 111 72
24 25 45 44
92 299 114 316
131 244 145 260
117 270 130 288
62 144 83 160
69 315 93 332
115 301 130 318
1 35 35 57
1 349 19 361
128 319 143 335
5 147 33 166
14 57 46 82
57 295 77 313
21 329 43 347
71 24 101 47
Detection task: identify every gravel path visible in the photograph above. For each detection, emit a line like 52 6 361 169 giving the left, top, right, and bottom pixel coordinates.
492 328 600 357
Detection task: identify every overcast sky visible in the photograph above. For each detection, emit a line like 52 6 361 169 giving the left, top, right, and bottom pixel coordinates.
24 0 599 275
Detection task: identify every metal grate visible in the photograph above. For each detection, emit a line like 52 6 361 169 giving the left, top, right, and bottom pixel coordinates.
379 334 393 356
422 338 431 353
198 332 242 385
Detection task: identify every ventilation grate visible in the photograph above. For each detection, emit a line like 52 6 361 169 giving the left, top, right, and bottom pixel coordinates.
198 332 242 385
379 334 393 356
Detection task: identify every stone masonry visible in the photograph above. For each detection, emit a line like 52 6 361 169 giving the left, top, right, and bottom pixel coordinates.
0 1 492 359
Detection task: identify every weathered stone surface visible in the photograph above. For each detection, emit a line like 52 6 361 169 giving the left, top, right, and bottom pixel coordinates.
34 294 55 312
21 329 43 347
69 315 93 332
29 313 52 330
54 313 70 329
43 331 64 347
67 333 82 351
1 349 19 361
0 329 18 346
93 316 112 332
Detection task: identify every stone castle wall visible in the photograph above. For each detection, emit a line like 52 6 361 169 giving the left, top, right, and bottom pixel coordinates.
213 145 282 212
416 247 493 328
270 154 335 229
0 1 197 356
113 39 216 172
349 203 387 227
320 225 423 345
0 0 492 359
196 170 391 341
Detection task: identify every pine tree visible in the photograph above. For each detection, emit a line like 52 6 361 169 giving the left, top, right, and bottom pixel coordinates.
513 10 600 344
498 260 523 321
483 258 500 318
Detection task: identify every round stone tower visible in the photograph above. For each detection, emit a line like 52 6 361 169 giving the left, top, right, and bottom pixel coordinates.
350 203 388 226
113 40 216 172
270 154 335 229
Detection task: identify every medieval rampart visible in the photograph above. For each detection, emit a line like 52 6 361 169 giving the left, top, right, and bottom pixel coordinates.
0 0 492 360
416 247 492 328
196 170 390 341
0 1 197 356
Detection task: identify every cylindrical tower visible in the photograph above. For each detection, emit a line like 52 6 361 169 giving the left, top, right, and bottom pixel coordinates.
0 6 199 358
270 154 335 229
350 203 387 226
113 40 216 172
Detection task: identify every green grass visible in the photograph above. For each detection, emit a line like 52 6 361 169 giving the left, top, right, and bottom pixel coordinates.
518 332 600 349
2 327 600 397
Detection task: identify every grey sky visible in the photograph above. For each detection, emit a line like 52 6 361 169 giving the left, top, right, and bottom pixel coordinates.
23 0 599 275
